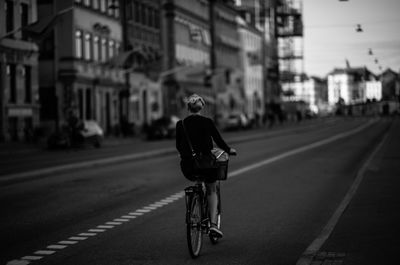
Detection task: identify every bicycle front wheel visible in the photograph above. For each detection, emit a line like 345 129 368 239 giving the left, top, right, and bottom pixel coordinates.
186 194 203 258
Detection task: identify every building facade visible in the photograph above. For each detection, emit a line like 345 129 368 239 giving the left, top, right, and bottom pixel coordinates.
37 0 124 135
327 67 378 106
213 0 243 122
123 0 163 127
162 0 214 118
281 75 327 114
236 5 264 121
0 0 40 142
380 68 400 102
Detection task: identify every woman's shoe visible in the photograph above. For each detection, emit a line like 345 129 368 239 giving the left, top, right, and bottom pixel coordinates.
209 225 223 238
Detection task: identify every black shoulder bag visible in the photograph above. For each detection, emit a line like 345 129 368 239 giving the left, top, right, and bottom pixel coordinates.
181 120 218 172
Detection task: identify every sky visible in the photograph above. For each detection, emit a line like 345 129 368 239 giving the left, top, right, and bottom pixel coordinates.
302 0 400 77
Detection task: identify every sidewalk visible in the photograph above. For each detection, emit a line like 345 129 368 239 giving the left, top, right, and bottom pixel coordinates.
305 117 400 265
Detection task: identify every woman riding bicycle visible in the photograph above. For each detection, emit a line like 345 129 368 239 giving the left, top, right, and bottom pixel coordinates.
176 94 236 238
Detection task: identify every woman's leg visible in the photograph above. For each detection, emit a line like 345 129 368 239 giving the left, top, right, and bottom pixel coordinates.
205 182 218 225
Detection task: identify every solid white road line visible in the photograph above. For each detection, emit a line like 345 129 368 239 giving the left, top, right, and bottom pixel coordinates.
295 123 390 265
229 120 374 179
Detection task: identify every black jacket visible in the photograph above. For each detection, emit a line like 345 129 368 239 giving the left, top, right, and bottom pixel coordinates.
176 114 230 159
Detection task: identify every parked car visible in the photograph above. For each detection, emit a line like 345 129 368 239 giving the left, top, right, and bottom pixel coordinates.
224 113 249 131
47 120 104 149
145 116 179 140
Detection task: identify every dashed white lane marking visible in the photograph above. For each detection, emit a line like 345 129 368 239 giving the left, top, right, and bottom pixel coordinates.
6 260 31 265
89 229 105 233
129 212 144 216
97 225 114 229
114 218 129 222
47 245 67 250
69 236 87 241
106 221 122 225
143 206 158 210
8 121 375 264
22 256 42 260
136 209 151 213
59 240 78 245
122 215 137 219
79 232 96 236
34 250 55 255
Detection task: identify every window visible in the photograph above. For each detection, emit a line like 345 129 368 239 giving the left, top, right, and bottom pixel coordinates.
115 42 120 55
134 2 140 23
93 0 99 9
126 1 133 19
7 64 17 103
100 0 106 12
75 0 82 3
86 89 92 119
6 0 14 33
93 36 100 61
75 30 83 58
78 89 84 119
114 5 119 18
108 0 114 16
84 33 92 60
154 10 160 28
39 30 55 59
20 3 29 40
148 7 153 27
84 0 91 7
141 4 147 25
101 38 107 62
24 66 32 103
108 40 115 59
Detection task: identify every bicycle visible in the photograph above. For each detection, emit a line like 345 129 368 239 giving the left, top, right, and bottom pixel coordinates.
184 150 234 258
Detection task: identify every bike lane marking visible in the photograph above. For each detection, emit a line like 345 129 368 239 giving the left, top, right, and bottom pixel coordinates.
6 120 375 265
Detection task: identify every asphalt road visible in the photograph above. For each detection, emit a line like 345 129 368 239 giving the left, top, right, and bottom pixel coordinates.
0 117 391 265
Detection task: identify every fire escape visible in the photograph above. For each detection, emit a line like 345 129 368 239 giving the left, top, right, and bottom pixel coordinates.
276 0 304 98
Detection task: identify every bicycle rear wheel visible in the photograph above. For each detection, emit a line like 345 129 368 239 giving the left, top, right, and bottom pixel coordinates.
186 193 203 258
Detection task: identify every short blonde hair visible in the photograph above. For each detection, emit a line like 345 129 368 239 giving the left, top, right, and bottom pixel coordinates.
187 94 205 113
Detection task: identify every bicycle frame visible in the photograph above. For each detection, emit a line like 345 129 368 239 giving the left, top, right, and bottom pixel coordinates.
185 179 221 258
